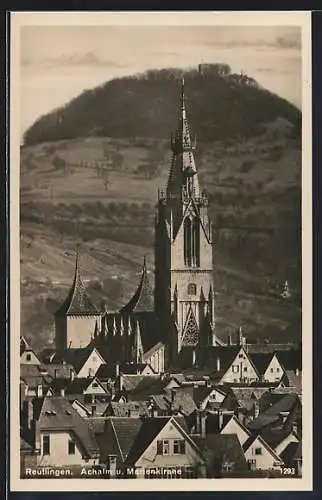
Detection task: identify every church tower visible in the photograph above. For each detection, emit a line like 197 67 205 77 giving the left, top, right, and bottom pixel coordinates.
155 79 224 364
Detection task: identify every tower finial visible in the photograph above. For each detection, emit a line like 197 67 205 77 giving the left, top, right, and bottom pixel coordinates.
143 255 146 270
75 243 80 271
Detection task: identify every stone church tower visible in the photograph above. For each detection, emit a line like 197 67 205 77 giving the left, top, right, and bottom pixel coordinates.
155 79 224 365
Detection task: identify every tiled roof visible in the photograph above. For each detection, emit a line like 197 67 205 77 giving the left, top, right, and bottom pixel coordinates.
20 365 53 388
55 255 98 316
41 363 75 380
283 370 302 392
153 388 197 416
193 434 248 472
20 436 33 453
37 396 100 458
122 375 160 394
107 401 150 418
110 417 143 461
120 258 154 313
201 346 242 373
248 393 300 432
20 336 32 355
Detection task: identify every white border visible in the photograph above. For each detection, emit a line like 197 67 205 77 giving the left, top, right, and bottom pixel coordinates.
10 10 312 492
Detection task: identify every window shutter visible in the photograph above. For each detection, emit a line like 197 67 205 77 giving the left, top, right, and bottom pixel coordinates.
156 440 163 455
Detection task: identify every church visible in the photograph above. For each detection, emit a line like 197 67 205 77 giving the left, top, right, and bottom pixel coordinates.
54 79 225 372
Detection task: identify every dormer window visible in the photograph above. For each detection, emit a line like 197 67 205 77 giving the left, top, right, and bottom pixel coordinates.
187 283 197 295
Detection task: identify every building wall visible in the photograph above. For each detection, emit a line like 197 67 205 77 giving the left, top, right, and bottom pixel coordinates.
263 355 284 383
77 349 106 378
220 349 259 384
135 419 203 469
66 315 100 349
220 417 250 446
37 430 98 467
244 437 283 471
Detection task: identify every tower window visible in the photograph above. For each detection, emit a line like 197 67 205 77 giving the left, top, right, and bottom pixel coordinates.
184 216 200 267
187 283 197 295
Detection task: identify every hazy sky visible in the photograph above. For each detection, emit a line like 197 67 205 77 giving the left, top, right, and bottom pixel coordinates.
20 25 301 138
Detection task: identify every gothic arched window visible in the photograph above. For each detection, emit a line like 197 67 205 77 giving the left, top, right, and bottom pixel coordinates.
184 216 200 267
188 283 197 295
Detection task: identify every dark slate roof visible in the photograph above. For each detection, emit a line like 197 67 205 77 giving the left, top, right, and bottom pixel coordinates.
121 375 161 394
37 396 99 458
283 370 302 392
248 393 301 431
49 377 107 396
249 353 274 375
275 349 302 371
280 441 302 465
109 417 143 461
55 256 99 316
120 258 154 313
40 363 75 380
49 348 102 373
201 346 241 373
20 436 33 453
260 428 299 450
193 434 248 472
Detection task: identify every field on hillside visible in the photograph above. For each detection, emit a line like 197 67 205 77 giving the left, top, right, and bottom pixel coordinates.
20 131 302 351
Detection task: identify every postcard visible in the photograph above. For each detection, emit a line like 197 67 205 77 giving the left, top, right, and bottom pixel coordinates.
10 10 312 492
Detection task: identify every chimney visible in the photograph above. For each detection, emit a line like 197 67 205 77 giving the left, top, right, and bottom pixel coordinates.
60 387 65 397
216 357 221 372
37 385 43 397
192 349 196 366
228 334 232 346
218 409 223 430
54 369 59 379
70 369 75 381
200 412 207 438
91 405 96 417
253 402 260 419
295 368 300 377
115 362 120 377
149 401 156 418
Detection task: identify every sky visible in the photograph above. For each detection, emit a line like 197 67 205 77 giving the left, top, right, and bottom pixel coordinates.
20 25 302 138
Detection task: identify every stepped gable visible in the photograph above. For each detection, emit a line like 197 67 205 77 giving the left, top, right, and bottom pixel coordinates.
55 251 98 316
120 257 154 314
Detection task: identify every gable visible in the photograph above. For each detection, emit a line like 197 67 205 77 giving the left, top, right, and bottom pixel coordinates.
263 355 284 381
244 436 283 464
134 417 204 467
220 417 250 446
84 377 107 395
20 350 41 365
221 348 259 383
77 349 106 377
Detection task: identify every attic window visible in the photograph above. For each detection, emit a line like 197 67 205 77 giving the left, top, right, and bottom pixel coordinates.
187 283 197 295
92 382 99 388
26 354 31 361
68 440 76 455
255 447 262 456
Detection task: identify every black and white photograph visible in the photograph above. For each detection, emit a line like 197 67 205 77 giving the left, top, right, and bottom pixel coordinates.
10 11 312 491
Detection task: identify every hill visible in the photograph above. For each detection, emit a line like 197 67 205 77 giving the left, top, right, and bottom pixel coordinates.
23 66 301 145
20 67 302 351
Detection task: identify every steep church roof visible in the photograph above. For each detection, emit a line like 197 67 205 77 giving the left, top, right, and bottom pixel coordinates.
55 252 98 316
120 257 154 313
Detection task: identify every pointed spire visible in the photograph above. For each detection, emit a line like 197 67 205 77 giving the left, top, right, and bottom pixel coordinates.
127 316 132 336
120 257 154 313
55 245 98 316
112 316 117 336
93 319 98 338
120 316 125 336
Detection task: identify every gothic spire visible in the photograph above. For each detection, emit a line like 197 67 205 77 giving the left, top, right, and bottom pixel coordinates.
120 257 154 313
55 248 98 316
167 79 200 199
